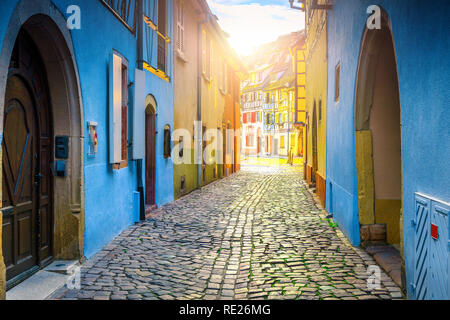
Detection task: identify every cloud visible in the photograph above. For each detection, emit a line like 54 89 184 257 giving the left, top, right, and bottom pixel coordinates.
207 0 305 56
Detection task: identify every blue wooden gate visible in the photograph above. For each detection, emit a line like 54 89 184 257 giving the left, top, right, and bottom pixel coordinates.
413 193 449 300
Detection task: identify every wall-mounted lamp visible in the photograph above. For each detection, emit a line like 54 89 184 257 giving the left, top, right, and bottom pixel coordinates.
289 0 306 11
290 0 332 11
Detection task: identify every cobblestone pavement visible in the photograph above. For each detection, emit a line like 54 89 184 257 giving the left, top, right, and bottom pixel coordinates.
55 165 403 300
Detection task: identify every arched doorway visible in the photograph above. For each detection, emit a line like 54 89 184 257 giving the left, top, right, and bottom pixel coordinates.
355 11 402 247
2 29 54 283
145 95 157 208
0 3 84 291
312 101 318 185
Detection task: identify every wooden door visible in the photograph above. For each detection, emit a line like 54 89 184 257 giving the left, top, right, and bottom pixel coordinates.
312 105 318 183
145 113 156 206
2 30 53 284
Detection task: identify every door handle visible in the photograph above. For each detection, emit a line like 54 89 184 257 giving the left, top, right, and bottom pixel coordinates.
34 173 44 186
2 208 13 215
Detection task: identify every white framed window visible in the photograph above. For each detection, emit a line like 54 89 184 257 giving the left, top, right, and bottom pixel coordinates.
109 51 129 169
176 0 185 53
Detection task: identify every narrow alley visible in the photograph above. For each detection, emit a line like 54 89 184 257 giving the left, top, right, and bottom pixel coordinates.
54 165 401 300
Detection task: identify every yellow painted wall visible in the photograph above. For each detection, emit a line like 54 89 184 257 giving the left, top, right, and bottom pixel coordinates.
375 200 401 245
305 9 327 180
355 130 375 225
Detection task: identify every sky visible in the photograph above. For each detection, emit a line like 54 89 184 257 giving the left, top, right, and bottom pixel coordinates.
206 0 305 56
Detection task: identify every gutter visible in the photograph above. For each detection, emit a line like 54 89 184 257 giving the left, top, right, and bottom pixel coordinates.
136 0 145 220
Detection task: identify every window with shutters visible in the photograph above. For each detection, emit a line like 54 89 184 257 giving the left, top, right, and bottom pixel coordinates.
110 51 129 170
176 0 185 54
157 0 167 73
164 125 171 159
202 30 211 79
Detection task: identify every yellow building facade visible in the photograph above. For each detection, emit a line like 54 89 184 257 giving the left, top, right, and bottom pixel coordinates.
173 0 245 199
304 5 328 207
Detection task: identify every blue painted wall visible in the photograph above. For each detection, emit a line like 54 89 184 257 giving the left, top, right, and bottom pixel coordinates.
0 0 175 259
56 0 139 258
142 0 175 207
326 0 450 298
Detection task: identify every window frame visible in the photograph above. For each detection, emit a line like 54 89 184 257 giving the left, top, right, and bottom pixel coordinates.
176 0 185 54
112 51 129 170
335 62 340 103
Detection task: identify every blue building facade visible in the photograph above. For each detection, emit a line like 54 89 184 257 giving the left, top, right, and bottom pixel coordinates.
324 0 449 299
0 0 174 291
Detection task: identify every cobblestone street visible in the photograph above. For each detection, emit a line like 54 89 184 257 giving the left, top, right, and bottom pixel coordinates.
55 165 402 300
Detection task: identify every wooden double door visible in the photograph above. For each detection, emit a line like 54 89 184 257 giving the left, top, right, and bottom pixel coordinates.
2 30 53 285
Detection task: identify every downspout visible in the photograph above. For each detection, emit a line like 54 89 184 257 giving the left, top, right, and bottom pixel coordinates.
136 0 145 220
197 14 210 189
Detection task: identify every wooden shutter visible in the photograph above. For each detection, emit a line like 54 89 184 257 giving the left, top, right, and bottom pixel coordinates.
202 30 207 74
176 0 184 52
121 63 128 163
157 0 167 72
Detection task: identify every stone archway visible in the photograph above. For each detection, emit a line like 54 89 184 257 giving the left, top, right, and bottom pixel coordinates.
0 0 84 295
355 9 403 249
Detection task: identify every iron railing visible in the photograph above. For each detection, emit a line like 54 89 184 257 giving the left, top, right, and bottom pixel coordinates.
100 0 137 33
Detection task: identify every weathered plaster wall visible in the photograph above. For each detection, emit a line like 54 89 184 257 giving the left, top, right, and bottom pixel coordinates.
326 0 450 298
173 2 199 199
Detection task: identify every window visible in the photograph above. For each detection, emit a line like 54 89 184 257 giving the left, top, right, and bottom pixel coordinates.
224 63 228 94
179 136 184 158
319 99 322 121
176 0 185 53
101 0 137 33
157 0 167 72
202 30 211 78
219 56 223 91
109 51 129 169
280 136 285 149
335 62 340 102
243 113 248 124
164 125 171 159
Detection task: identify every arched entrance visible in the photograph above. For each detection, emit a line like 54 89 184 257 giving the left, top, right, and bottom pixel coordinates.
145 95 157 208
355 11 402 247
0 1 84 292
2 29 54 283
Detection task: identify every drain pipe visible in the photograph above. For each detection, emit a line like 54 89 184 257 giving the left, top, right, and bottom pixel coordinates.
136 0 145 220
197 13 210 189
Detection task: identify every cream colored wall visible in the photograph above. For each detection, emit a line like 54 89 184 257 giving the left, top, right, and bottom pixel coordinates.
174 2 198 143
370 38 402 200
